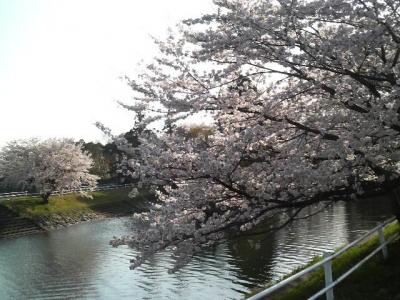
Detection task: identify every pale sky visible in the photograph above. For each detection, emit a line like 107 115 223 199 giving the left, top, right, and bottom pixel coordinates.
0 0 215 146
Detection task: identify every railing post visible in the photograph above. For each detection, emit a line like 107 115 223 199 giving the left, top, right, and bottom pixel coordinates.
323 252 334 300
377 223 388 259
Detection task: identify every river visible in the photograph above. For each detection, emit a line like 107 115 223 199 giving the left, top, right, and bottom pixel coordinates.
0 196 394 299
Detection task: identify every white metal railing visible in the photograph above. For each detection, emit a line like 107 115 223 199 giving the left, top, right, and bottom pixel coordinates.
0 191 29 197
248 216 398 300
0 183 133 200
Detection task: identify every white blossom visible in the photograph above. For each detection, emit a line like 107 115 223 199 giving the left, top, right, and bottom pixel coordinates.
111 0 400 271
0 138 98 202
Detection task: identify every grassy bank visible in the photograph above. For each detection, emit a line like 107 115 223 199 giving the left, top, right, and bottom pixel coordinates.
247 221 400 300
2 187 145 220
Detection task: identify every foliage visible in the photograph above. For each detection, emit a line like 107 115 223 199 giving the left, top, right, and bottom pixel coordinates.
0 138 98 202
81 141 112 180
111 0 400 271
95 107 158 185
176 125 215 142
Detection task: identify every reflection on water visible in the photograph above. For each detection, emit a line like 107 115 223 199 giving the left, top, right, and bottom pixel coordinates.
0 196 393 299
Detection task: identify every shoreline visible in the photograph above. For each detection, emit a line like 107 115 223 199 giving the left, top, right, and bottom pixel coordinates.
0 187 146 237
33 209 128 231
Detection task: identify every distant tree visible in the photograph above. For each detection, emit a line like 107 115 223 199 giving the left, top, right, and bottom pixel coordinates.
81 142 113 181
176 125 214 143
96 103 159 185
187 125 214 141
0 139 98 203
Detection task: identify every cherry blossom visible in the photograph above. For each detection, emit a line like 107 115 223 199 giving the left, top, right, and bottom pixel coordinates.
112 0 400 271
0 139 98 203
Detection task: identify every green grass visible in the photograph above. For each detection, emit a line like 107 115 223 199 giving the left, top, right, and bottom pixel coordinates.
247 221 400 300
2 188 138 218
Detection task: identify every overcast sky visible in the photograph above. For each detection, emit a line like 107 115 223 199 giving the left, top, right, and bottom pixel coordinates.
0 0 215 146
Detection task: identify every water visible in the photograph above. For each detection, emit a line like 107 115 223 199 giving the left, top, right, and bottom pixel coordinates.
0 196 394 299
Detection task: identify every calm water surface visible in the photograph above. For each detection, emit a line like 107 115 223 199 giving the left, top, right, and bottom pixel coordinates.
0 196 393 299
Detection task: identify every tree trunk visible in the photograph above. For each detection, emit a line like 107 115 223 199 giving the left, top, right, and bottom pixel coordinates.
41 193 51 204
390 188 400 223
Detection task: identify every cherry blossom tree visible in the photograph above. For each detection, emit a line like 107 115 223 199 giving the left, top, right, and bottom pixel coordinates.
0 139 98 203
113 0 400 271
